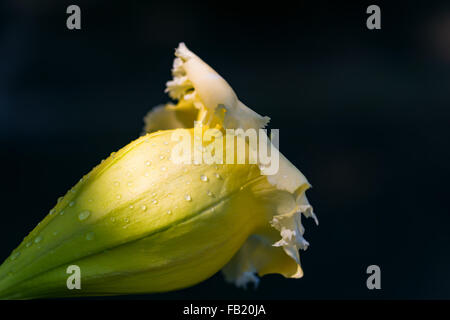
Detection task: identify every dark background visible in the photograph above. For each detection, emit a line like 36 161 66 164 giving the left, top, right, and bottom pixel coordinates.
0 0 449 299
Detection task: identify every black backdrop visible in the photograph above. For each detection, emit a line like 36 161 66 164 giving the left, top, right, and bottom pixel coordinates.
0 0 449 299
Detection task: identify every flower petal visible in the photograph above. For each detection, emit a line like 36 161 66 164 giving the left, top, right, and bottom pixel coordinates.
166 43 270 130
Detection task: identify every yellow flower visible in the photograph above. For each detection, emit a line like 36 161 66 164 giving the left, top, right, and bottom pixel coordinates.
0 43 317 299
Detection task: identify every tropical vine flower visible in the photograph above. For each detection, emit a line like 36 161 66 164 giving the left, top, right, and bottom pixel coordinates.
0 43 317 299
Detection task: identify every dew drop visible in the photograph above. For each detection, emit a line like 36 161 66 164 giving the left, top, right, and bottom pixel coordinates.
214 173 222 179
184 194 192 201
159 155 165 160
59 211 65 216
69 201 75 207
129 205 134 209
124 217 130 223
152 199 158 205
151 192 157 197
49 209 55 215
167 210 172 215
145 160 152 167
86 232 95 241
34 236 43 244
200 174 208 182
78 210 91 221
10 252 20 261
25 242 32 248
141 205 147 211
207 190 214 197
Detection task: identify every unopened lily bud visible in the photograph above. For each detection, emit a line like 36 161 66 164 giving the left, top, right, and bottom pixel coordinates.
0 43 317 299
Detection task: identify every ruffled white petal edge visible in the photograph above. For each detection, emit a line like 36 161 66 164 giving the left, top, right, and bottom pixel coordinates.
166 43 270 130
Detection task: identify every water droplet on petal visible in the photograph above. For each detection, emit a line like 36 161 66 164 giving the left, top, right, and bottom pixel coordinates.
25 242 32 248
34 236 43 244
207 190 214 197
200 174 208 182
69 201 75 207
185 194 192 201
167 210 172 215
145 160 152 166
78 210 91 221
59 211 65 216
159 155 165 160
152 199 158 204
10 252 20 260
215 173 222 179
141 205 147 211
86 232 95 241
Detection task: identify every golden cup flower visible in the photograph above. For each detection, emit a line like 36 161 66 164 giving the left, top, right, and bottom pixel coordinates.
0 43 317 299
